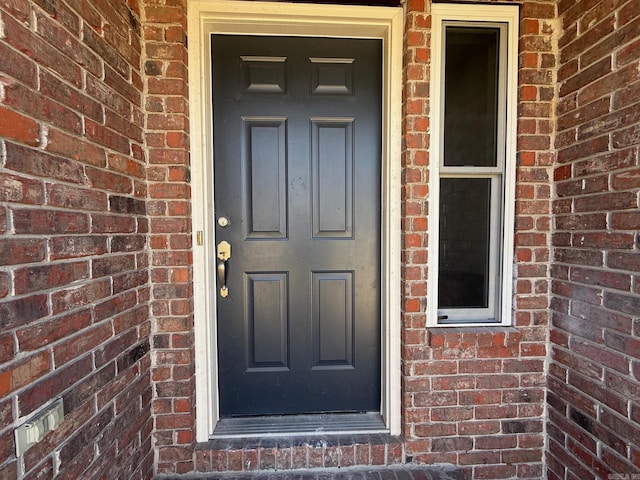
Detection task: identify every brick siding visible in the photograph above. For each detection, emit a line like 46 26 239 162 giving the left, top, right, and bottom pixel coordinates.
400 1 554 478
548 0 640 478
0 0 152 478
141 0 196 476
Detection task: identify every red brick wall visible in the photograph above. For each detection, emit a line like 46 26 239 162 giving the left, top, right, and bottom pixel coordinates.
140 0 196 476
548 0 640 478
402 1 554 478
153 0 554 477
0 1 152 478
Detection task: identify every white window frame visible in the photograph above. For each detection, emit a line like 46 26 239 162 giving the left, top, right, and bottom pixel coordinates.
427 3 519 327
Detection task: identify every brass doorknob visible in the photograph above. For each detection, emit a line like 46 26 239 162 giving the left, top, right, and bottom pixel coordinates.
217 240 231 297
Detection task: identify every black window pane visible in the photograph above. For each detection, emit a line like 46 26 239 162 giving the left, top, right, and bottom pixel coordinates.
443 27 499 167
438 178 491 308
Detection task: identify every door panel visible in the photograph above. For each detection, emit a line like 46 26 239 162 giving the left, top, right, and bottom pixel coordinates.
246 272 289 370
312 271 354 368
312 119 353 237
212 35 381 417
243 118 287 238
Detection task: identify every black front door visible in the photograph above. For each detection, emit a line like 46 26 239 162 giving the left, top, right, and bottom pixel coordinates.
212 35 381 417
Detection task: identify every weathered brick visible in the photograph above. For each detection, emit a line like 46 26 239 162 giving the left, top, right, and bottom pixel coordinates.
32 0 79 28
93 291 138 322
108 153 146 178
0 273 9 300
0 294 48 331
92 254 136 277
0 207 6 235
0 36 37 88
59 407 114 468
48 235 108 260
13 208 90 235
0 351 50 398
104 108 143 143
0 105 40 146
112 236 145 254
90 213 137 233
3 13 82 87
143 4 184 23
17 354 91 417
611 210 640 230
46 183 107 211
5 142 85 184
81 22 129 78
17 310 91 352
109 195 146 215
0 238 45 266
14 261 89 295
84 119 132 155
45 128 107 167
84 75 131 120
43 68 103 122
104 64 142 107
4 81 84 136
50 279 111 315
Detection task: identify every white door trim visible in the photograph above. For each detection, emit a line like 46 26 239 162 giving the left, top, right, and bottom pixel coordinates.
187 0 403 442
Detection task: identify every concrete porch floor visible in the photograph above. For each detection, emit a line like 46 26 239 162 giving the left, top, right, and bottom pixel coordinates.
167 464 466 479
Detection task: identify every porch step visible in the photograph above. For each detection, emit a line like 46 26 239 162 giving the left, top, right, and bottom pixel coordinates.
194 433 405 472
171 464 466 479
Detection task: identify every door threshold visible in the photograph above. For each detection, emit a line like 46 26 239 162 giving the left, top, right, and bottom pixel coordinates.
211 412 387 438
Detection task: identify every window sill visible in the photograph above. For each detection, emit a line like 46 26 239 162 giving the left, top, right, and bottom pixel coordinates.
427 325 521 348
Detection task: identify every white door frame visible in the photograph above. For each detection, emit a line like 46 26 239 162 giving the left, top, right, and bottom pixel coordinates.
188 0 403 442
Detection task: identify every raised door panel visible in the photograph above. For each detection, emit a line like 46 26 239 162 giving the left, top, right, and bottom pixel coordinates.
311 271 354 369
242 118 288 239
311 119 354 238
246 273 289 371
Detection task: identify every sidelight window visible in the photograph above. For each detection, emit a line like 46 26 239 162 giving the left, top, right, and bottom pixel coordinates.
428 4 519 326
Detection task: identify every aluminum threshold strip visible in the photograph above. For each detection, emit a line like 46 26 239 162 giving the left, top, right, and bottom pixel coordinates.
212 413 387 438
